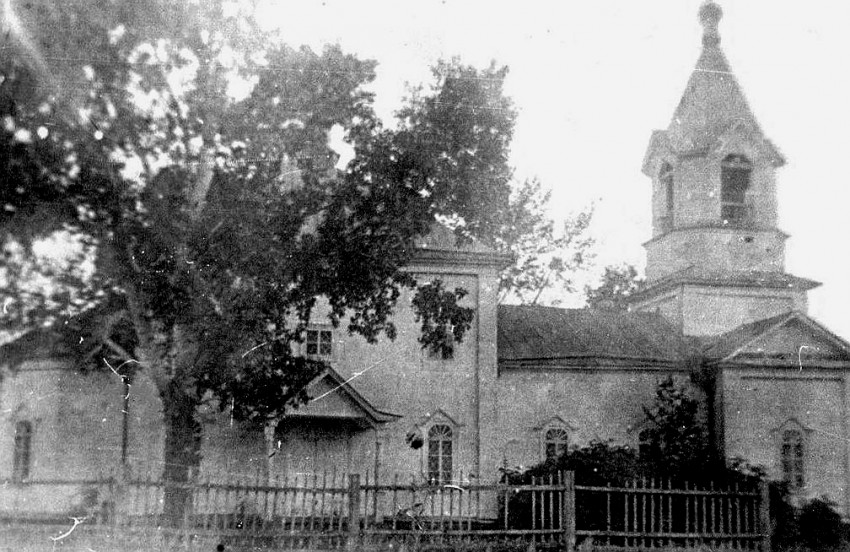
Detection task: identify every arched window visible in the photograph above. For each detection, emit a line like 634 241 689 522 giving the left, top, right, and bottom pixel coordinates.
427 424 453 484
13 421 33 482
721 154 752 224
781 428 805 490
544 427 569 461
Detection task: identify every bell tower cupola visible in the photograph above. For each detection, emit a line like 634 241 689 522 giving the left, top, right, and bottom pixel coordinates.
630 1 820 337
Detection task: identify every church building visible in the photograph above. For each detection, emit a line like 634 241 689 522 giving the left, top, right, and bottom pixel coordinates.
3 1 850 518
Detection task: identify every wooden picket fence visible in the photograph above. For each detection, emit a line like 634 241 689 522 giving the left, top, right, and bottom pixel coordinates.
0 470 771 551
573 478 770 550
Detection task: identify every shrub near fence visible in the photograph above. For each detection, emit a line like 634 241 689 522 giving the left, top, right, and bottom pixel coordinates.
0 470 771 551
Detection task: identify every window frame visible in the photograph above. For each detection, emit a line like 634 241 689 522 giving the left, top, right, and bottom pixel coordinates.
720 154 752 224
543 426 569 461
780 427 805 491
426 424 454 485
12 420 33 483
304 328 333 358
424 329 456 361
660 163 674 214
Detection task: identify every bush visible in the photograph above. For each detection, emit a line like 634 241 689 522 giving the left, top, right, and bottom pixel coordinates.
529 439 641 485
797 498 844 551
768 494 850 552
499 440 764 532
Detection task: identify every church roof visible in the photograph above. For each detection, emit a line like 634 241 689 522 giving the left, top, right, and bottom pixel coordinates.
642 1 784 174
701 311 794 360
412 222 514 269
497 305 694 363
286 366 401 428
0 294 131 369
702 310 850 363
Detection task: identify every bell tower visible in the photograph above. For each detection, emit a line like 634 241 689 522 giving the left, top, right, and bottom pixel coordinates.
630 1 819 336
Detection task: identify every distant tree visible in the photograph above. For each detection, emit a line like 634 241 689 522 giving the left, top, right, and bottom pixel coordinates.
584 264 643 311
496 178 594 305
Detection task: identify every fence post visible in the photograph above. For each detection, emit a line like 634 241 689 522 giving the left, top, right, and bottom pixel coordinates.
563 471 576 552
110 467 126 536
758 480 771 552
347 474 361 551
183 468 194 552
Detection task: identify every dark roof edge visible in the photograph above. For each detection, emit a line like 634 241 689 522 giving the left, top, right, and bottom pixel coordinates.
499 356 687 368
630 273 821 303
317 367 402 424
712 359 850 370
410 248 514 270
642 225 790 248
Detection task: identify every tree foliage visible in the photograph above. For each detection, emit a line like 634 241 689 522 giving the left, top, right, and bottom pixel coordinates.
393 62 595 306
411 281 474 360
0 0 550 521
796 498 846 551
0 0 589 517
394 59 516 241
584 263 643 311
496 179 594 305
640 376 710 476
512 377 751 484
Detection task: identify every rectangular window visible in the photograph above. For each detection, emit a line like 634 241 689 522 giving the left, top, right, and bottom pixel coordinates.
721 155 752 224
665 179 674 215
425 327 456 361
13 421 33 482
721 169 749 204
305 330 333 357
781 429 805 490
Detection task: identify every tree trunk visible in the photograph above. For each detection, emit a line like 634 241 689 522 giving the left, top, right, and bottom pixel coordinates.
161 380 202 528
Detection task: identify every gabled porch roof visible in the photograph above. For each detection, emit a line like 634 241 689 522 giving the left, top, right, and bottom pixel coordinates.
285 366 401 429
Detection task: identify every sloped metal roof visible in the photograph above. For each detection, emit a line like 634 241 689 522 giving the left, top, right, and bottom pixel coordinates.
497 305 695 363
701 311 850 362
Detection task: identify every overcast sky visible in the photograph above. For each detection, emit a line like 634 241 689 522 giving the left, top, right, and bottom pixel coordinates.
258 0 850 338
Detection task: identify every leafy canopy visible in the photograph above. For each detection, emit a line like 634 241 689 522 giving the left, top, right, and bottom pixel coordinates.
0 0 585 427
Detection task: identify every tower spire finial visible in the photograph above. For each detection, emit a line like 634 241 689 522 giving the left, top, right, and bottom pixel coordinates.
699 1 723 47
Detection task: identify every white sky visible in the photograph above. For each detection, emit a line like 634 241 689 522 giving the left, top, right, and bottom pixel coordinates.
259 0 850 339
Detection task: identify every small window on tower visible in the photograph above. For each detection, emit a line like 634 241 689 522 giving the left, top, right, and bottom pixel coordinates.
659 163 674 232
721 154 752 224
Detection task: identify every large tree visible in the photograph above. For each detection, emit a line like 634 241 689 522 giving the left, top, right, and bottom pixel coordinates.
0 0 571 522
